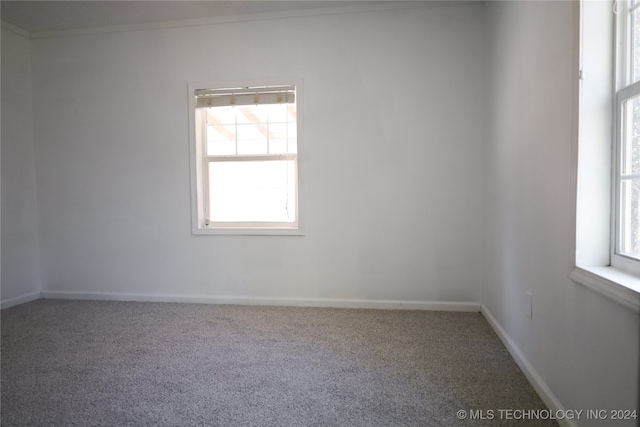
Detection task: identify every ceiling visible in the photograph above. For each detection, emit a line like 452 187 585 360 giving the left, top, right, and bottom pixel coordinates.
1 1 389 33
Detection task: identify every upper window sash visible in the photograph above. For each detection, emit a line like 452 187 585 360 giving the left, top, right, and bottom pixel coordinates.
618 0 640 88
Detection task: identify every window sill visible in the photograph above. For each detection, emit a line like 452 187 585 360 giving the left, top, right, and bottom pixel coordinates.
192 227 304 236
569 266 640 312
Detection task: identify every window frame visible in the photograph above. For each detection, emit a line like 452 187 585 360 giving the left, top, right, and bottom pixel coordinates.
187 79 304 236
571 0 640 312
612 1 640 274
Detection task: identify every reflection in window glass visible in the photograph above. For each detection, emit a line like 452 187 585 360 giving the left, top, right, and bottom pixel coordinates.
206 106 235 125
237 105 268 124
205 104 297 155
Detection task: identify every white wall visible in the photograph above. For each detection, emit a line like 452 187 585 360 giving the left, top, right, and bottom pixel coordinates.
483 2 639 425
1 26 41 305
30 4 485 304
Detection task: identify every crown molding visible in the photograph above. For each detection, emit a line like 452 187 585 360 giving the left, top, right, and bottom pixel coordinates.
27 1 481 40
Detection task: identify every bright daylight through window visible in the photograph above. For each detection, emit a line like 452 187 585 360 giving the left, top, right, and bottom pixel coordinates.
189 83 300 234
614 1 640 270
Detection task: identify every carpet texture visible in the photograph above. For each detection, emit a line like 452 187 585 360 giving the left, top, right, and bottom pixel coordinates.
2 300 557 426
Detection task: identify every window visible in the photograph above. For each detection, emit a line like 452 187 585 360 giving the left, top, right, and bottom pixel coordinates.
188 82 302 235
571 0 640 311
613 1 640 273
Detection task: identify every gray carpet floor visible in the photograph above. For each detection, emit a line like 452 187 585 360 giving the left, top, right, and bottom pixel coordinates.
1 300 557 426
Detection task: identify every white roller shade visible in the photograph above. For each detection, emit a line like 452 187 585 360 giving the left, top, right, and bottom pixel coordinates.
195 85 295 108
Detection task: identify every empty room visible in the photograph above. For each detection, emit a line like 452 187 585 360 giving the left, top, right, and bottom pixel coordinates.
1 1 638 426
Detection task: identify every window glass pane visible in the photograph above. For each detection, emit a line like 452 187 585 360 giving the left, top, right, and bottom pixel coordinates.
288 123 297 153
207 125 236 155
269 139 287 154
208 160 296 222
205 103 297 155
268 123 297 154
620 178 640 258
622 95 640 175
206 106 235 125
237 124 268 154
633 9 640 83
287 105 297 122
268 104 290 123
237 105 268 125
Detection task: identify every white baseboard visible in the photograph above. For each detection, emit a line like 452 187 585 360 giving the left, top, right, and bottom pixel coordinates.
41 290 480 311
1 291 41 309
481 305 576 427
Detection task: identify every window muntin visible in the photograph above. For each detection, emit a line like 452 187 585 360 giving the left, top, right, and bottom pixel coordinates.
189 83 300 233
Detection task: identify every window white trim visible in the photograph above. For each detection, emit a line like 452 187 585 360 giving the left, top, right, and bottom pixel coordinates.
572 0 640 311
187 78 305 236
570 266 640 312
